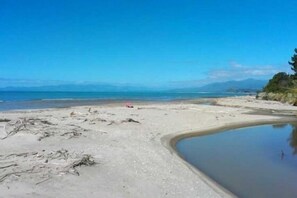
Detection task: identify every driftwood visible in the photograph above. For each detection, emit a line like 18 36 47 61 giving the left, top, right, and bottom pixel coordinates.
3 152 38 159
0 150 96 183
0 164 18 169
107 118 141 126
1 117 89 141
1 119 26 139
108 121 116 126
39 120 54 125
47 149 70 160
64 155 96 176
38 132 53 141
121 118 140 124
61 131 82 139
35 177 52 185
93 118 107 122
1 118 55 140
0 169 33 183
0 119 11 122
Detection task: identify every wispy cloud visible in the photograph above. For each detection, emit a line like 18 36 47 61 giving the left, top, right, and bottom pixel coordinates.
168 61 290 88
0 61 291 89
0 78 69 88
0 78 166 89
229 61 245 68
208 61 288 81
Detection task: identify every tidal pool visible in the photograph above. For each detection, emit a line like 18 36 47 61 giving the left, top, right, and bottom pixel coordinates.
176 123 297 198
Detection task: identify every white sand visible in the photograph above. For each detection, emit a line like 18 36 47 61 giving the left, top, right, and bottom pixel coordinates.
0 96 296 198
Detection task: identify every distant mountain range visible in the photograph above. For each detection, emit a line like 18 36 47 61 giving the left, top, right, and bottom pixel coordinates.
0 78 267 93
0 83 152 92
171 79 267 93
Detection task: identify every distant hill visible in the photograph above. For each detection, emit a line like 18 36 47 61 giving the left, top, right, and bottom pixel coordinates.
0 79 267 93
0 83 153 92
171 79 267 93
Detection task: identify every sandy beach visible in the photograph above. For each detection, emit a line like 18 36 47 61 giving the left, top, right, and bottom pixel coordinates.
0 96 297 198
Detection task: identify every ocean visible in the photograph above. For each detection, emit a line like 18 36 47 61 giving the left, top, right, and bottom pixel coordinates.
0 91 246 111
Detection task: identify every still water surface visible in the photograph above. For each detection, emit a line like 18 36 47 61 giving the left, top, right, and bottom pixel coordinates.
176 123 297 198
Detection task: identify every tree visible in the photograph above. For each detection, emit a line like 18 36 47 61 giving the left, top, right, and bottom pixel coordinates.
263 72 292 92
289 48 297 75
288 125 297 155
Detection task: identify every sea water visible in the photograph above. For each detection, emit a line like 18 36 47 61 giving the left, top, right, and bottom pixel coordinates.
0 91 243 111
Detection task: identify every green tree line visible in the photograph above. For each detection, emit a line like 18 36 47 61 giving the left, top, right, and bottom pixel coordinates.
263 48 297 93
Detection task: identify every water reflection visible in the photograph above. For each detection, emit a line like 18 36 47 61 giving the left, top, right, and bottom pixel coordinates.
281 150 285 160
273 123 297 155
272 124 288 128
288 124 297 155
177 123 297 197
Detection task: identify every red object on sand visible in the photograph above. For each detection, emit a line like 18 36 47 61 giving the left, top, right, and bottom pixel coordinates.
125 102 134 108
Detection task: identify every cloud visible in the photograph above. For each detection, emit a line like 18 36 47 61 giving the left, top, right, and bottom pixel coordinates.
0 78 68 88
208 61 287 81
167 61 290 88
230 61 245 68
0 78 164 89
0 61 291 89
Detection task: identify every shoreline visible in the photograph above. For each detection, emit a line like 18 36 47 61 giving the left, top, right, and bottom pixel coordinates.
0 95 244 112
0 98 216 114
1 96 297 197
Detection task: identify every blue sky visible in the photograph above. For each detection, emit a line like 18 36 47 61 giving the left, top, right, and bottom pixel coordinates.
0 0 296 87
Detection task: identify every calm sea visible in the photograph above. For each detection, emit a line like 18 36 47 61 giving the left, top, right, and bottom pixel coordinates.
0 91 245 111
